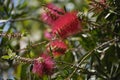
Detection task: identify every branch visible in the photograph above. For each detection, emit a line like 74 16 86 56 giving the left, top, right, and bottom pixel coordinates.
9 17 40 22
66 38 116 79
0 17 41 24
15 41 47 52
56 61 106 80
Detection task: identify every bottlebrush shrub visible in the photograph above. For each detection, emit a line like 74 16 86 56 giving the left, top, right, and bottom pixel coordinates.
52 12 82 39
47 40 67 57
41 3 65 26
32 54 54 77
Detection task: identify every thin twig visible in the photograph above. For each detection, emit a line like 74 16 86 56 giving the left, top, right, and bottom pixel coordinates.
56 61 96 74
66 38 116 79
15 41 47 52
0 17 41 24
56 61 106 80
9 17 40 22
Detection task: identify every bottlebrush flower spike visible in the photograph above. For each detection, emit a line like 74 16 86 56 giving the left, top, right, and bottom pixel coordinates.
41 3 65 26
32 54 54 77
48 40 67 57
52 12 82 38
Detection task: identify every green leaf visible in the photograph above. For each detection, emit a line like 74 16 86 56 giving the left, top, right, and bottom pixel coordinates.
1 55 10 59
7 49 16 59
8 49 13 54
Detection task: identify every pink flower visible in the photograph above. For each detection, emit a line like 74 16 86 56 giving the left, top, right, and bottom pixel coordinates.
32 54 54 77
44 29 52 40
41 3 65 26
48 40 67 57
100 0 106 4
52 12 82 38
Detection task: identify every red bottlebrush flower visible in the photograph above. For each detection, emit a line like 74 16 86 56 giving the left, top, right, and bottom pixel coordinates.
48 40 67 57
41 3 65 26
32 54 54 77
52 12 82 38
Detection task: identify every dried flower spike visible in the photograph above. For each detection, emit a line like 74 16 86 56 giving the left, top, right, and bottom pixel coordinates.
52 12 82 38
41 3 65 26
0 32 23 38
48 40 67 57
89 0 107 13
14 55 34 64
32 54 54 77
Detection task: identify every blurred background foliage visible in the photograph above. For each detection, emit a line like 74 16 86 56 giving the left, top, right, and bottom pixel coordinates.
0 0 120 80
